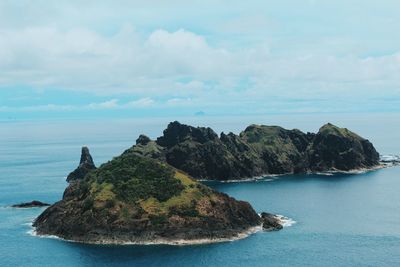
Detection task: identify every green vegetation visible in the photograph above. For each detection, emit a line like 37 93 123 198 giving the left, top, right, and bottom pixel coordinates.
240 125 301 162
130 141 163 156
85 152 184 203
318 123 362 139
79 152 212 220
138 170 211 218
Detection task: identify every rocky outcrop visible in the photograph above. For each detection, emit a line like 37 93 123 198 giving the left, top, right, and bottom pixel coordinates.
129 122 380 180
34 150 280 244
12 200 50 208
260 212 283 231
307 123 380 171
66 147 96 182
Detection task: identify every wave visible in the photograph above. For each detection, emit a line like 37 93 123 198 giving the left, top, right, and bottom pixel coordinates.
275 215 296 227
380 154 400 163
27 228 64 241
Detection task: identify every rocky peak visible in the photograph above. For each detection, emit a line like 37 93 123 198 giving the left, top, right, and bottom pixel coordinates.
156 121 218 147
309 124 379 171
136 134 151 146
80 147 94 165
317 123 359 139
66 147 96 182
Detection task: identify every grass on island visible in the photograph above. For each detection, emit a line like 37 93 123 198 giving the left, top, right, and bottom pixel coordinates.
81 153 213 220
318 123 362 139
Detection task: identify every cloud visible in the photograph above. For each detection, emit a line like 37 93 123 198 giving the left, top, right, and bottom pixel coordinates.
0 26 235 95
1 1 400 115
87 99 119 109
0 98 157 112
166 98 192 106
125 97 155 108
1 25 399 100
0 104 75 112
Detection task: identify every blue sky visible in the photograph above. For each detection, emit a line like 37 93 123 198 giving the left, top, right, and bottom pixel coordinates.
0 0 400 119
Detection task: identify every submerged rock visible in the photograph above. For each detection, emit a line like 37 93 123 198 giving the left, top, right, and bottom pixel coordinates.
12 200 50 208
34 150 276 244
130 122 380 180
66 147 96 182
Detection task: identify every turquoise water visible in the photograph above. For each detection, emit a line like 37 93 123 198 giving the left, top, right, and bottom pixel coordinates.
1 114 400 267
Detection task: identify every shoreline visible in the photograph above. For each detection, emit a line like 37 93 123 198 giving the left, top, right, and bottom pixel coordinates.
29 225 264 246
202 162 400 183
28 215 295 246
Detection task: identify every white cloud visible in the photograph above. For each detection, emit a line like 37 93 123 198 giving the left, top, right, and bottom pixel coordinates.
0 98 158 112
0 104 75 112
0 26 398 98
0 18 399 110
0 26 235 94
87 99 119 109
125 97 155 108
166 98 192 106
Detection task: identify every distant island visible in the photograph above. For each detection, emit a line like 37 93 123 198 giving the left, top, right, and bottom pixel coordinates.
128 122 380 180
33 121 380 245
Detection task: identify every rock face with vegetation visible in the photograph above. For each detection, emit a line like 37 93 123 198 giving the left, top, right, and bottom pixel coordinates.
128 121 380 180
34 149 279 244
307 123 380 172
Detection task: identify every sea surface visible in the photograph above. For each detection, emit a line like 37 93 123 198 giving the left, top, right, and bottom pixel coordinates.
1 113 400 267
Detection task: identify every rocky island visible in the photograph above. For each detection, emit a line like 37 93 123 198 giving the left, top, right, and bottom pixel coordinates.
127 122 380 180
33 121 379 245
34 147 283 245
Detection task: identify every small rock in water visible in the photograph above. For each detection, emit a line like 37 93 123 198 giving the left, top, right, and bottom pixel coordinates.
12 201 50 208
260 212 283 231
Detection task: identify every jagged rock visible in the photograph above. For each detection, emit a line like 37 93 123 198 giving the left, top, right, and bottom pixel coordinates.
131 122 380 180
136 134 151 146
66 147 96 182
156 121 219 147
12 200 50 208
260 212 283 231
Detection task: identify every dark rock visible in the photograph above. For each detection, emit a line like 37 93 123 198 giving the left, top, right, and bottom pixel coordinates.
156 121 219 147
307 123 380 171
132 122 380 180
12 200 50 208
260 212 283 231
136 134 151 146
66 147 96 182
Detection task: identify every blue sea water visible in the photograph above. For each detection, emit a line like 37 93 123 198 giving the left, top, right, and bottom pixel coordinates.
1 114 400 267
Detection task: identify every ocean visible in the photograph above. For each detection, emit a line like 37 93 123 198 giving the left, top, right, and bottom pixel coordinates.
1 113 399 267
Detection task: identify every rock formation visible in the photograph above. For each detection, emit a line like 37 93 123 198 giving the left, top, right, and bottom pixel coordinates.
34 149 282 244
127 122 380 180
33 121 379 244
66 147 96 182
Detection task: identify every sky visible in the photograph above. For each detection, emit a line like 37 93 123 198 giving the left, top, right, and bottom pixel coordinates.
0 0 400 119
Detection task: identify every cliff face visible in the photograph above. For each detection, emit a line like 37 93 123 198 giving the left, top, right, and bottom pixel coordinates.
34 149 272 244
129 122 380 180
